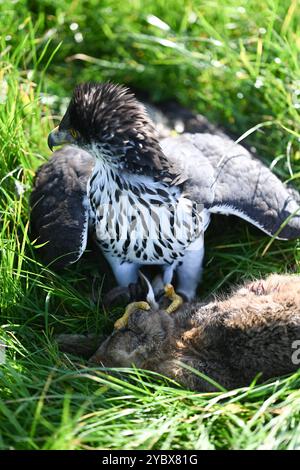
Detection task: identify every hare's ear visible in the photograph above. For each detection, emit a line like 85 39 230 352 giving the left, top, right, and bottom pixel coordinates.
138 271 159 310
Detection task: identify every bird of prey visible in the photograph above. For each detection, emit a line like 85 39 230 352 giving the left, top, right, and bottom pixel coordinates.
33 82 300 326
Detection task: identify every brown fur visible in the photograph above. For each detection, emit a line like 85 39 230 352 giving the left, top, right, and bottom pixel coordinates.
90 274 300 391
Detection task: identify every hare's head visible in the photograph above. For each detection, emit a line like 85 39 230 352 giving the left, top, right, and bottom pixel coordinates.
90 306 174 367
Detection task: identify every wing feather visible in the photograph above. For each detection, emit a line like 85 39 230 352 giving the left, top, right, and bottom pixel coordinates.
161 133 300 240
30 146 94 269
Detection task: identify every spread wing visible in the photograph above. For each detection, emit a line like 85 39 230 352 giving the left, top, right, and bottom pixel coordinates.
30 146 94 269
161 133 300 240
30 105 300 273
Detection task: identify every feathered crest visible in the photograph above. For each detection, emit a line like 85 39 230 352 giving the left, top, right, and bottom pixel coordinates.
64 82 152 143
60 82 181 180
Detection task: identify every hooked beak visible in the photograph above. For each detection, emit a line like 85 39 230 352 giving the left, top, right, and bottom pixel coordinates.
47 126 76 151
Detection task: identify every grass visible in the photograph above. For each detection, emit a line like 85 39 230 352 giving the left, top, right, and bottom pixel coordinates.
1 0 300 450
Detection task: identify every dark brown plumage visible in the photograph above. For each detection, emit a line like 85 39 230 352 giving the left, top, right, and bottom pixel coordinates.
89 274 300 391
60 82 173 178
30 147 94 268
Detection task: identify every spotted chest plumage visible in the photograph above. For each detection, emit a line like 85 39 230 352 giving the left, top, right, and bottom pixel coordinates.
88 157 203 266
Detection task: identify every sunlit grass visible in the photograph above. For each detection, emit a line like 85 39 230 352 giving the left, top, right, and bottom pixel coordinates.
0 0 300 450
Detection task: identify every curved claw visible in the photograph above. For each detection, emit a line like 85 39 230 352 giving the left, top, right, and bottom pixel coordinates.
114 301 151 330
164 284 184 314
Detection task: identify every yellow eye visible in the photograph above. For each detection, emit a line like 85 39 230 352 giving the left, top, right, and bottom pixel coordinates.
70 128 79 138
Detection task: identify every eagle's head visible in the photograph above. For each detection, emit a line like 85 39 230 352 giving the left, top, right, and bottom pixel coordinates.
48 82 165 172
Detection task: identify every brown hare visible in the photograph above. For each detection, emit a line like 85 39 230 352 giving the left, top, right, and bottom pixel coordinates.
88 274 300 391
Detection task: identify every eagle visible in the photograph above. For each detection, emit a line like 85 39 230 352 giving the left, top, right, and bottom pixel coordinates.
31 82 300 326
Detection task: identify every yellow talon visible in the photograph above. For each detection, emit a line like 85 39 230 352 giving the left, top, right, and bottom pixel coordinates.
114 301 151 330
164 284 184 314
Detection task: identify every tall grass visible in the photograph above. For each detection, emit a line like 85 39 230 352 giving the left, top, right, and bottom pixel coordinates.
0 0 300 449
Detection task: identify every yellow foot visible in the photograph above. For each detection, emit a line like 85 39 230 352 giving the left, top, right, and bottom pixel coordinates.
164 284 184 314
114 301 151 330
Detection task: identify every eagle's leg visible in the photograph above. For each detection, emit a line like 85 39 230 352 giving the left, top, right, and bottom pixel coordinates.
107 257 140 287
107 257 150 329
114 301 151 330
175 236 205 301
164 284 184 314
